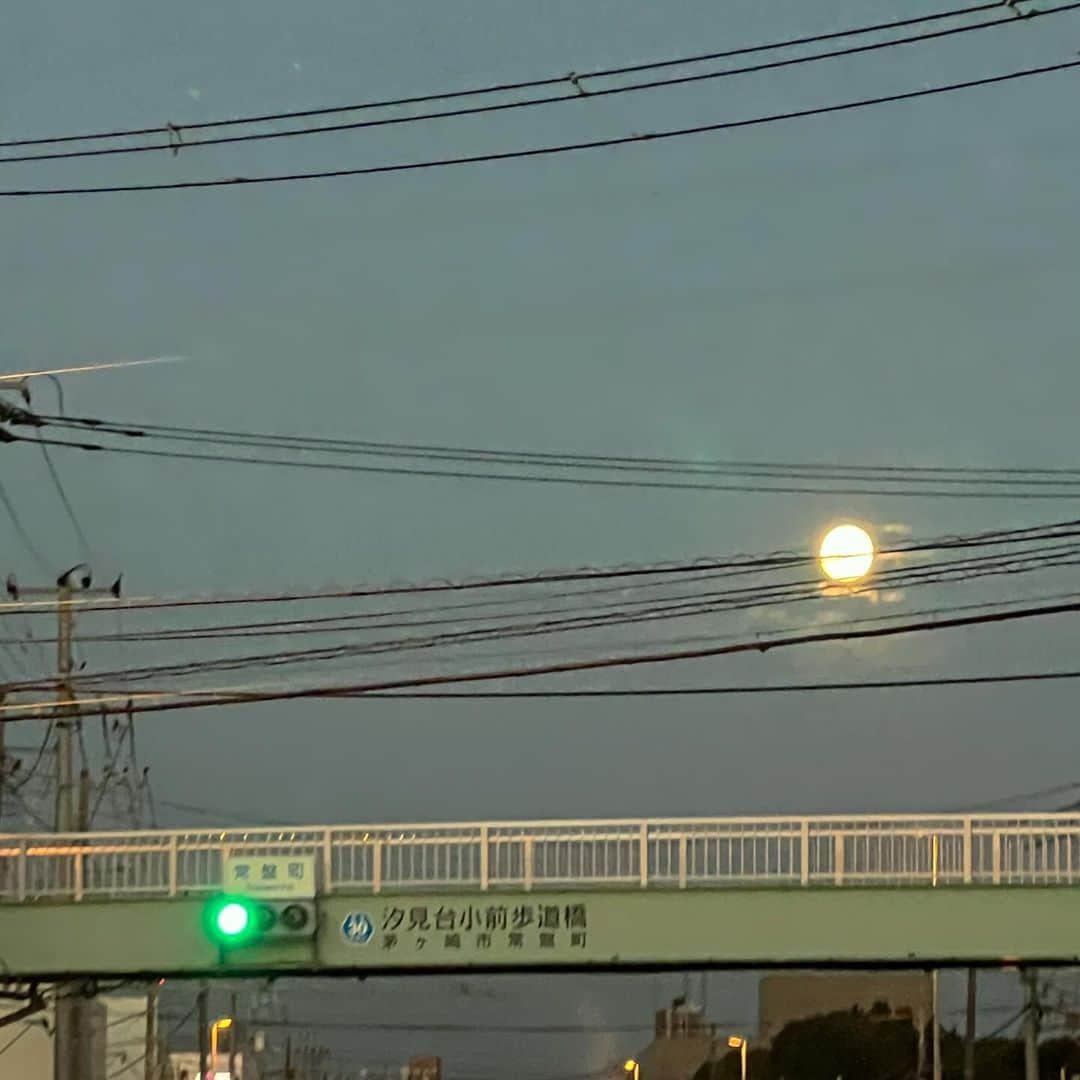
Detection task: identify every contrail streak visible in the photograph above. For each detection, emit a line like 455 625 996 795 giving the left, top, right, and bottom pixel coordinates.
0 356 184 381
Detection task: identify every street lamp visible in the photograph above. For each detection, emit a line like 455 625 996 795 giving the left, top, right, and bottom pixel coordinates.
210 1017 233 1075
623 1059 641 1080
728 1036 748 1080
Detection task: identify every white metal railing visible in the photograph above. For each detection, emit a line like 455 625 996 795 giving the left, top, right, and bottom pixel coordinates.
2 813 1080 903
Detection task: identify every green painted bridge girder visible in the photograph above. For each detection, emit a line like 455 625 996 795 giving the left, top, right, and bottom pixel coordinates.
3 886 1079 979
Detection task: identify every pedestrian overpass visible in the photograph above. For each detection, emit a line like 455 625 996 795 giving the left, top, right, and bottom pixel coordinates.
2 813 1079 980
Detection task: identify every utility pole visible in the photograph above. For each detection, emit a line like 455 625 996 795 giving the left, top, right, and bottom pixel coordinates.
228 991 238 1079
56 573 77 832
931 971 942 1080
10 567 121 1080
1023 969 1040 1080
145 983 158 1080
0 689 6 827
4 566 120 834
198 985 209 1080
964 968 977 1080
916 1007 927 1080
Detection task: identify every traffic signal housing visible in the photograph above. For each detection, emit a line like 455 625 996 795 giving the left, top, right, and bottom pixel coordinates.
204 896 316 947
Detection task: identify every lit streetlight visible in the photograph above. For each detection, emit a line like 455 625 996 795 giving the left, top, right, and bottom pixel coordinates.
210 1016 234 1076
727 1036 748 1080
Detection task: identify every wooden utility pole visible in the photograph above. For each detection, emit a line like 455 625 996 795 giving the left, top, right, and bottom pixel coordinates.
55 577 76 832
145 983 159 1080
931 971 942 1080
229 991 239 1079
0 691 6 827
916 1007 927 1080
1023 969 1040 1080
6 568 120 1080
964 969 977 1080
54 574 85 1080
198 985 209 1080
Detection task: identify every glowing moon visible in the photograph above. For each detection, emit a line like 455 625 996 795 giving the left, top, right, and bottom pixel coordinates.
819 523 875 583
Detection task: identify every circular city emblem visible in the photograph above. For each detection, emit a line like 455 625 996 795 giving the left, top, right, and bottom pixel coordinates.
341 911 374 945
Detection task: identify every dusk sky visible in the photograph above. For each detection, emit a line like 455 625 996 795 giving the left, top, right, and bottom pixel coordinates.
3 0 1078 1074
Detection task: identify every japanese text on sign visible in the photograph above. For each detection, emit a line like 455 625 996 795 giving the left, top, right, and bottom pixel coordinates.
224 855 316 898
378 902 589 953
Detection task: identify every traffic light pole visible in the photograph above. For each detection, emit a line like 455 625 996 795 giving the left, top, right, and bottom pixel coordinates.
229 992 238 1079
198 985 209 1080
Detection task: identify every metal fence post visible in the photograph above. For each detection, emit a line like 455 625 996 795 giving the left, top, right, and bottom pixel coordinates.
17 837 27 902
678 835 688 889
167 834 178 898
992 831 1002 884
73 849 84 901
322 830 334 895
639 824 649 888
800 820 810 886
479 825 490 891
963 818 973 884
523 837 534 892
834 832 845 885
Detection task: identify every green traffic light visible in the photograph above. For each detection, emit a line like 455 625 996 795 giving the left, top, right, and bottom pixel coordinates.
216 901 251 937
205 896 257 946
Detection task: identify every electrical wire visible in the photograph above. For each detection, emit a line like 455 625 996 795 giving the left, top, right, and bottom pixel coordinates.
948 779 1080 811
3 5 1071 165
3 594 1079 721
11 722 53 791
31 382 92 562
36 411 1080 485
17 428 1080 499
0 516 1072 617
0 1025 33 1058
7 536 1077 647
0 525 1074 699
0 1 1014 148
157 797 280 826
324 669 1080 698
232 1016 657 1034
0 782 52 827
4 540 1075 690
2 59 1076 198
0 477 51 575
980 1005 1029 1041
104 1000 197 1080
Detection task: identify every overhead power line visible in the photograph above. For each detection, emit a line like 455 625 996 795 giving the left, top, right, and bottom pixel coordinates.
0 516 1074 616
2 538 1076 690
3 4 1071 165
35 411 1080 482
0 476 52 575
208 1016 657 1034
16 428 1080 499
3 594 1079 721
947 778 1080 812
327 669 1080 697
0 1 1016 149
3 58 1077 197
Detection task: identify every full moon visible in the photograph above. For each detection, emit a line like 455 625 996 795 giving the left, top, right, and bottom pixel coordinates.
819 523 875 583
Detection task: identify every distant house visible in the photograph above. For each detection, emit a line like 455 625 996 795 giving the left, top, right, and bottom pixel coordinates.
619 999 723 1080
758 972 932 1045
